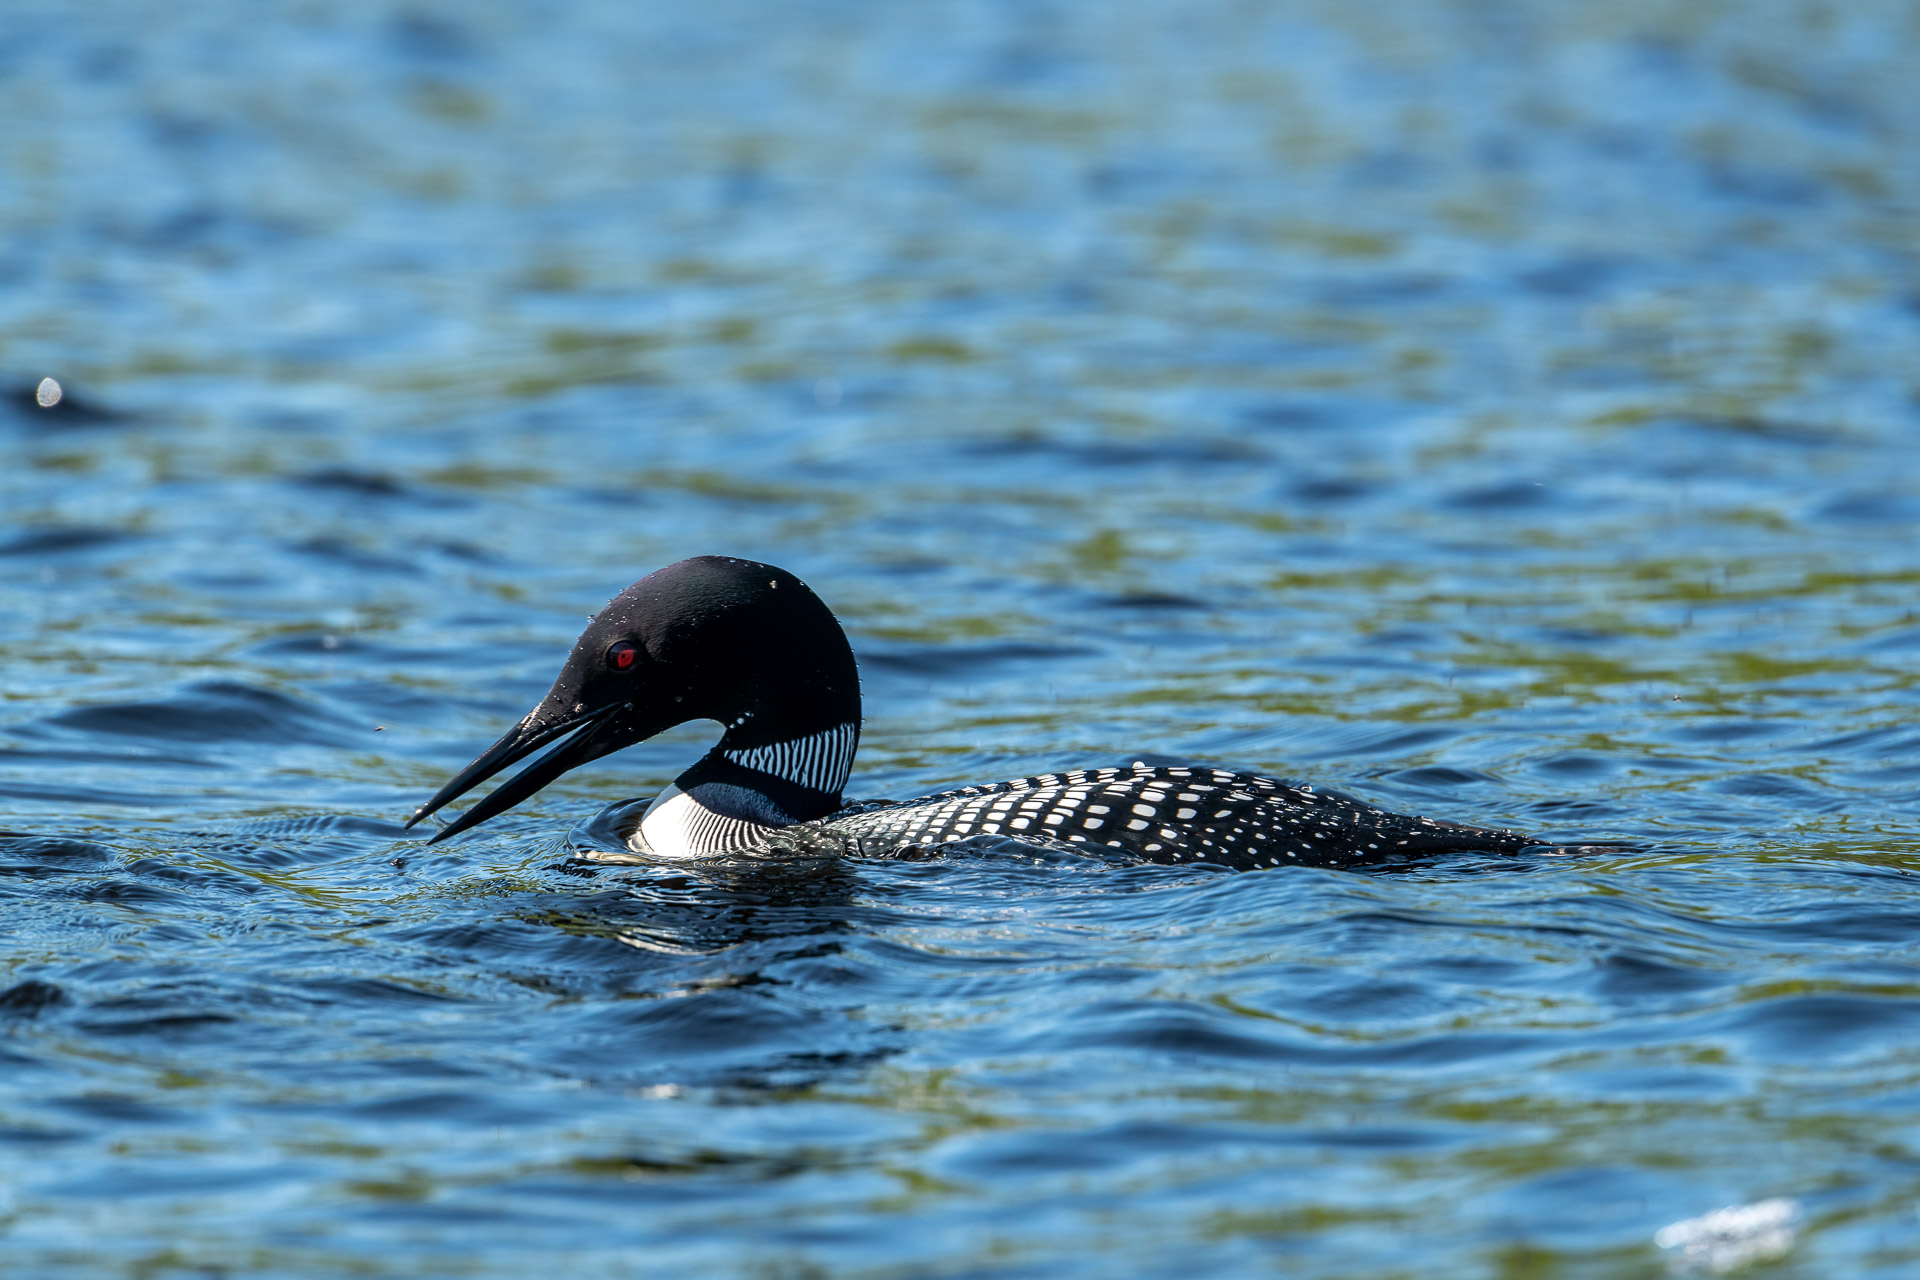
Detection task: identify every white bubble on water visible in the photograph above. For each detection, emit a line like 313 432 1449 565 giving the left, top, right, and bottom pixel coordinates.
35 377 62 407
1655 1198 1800 1273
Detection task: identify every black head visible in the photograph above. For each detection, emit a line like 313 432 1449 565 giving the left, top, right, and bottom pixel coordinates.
407 556 860 842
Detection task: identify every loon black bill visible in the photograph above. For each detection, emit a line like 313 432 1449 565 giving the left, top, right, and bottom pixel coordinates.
408 702 623 844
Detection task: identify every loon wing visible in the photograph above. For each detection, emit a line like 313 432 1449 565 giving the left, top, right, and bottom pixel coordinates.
821 765 1534 870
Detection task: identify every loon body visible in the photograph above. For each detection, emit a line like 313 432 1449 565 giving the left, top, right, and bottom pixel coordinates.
407 557 1559 870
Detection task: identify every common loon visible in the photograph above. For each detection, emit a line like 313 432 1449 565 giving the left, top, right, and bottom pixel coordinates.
406 556 1584 869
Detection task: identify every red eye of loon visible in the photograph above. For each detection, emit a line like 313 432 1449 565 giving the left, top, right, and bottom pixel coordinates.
606 640 640 671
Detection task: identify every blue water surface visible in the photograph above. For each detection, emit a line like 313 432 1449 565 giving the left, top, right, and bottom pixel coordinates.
4 0 1920 1274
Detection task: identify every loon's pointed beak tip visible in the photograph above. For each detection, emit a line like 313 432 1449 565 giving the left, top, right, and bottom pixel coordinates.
406 701 630 843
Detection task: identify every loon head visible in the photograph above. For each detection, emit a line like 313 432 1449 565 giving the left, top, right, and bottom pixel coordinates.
406 556 861 844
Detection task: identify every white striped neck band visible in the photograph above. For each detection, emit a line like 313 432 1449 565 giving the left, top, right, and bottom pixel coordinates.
720 721 859 796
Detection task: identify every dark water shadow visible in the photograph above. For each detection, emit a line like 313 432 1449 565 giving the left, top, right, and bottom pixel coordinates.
3 380 131 426
21 680 363 749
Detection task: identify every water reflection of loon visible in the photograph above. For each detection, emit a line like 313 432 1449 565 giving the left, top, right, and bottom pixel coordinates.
408 556 1603 869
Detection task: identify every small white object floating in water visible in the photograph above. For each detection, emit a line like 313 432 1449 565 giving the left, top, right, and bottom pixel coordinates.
35 377 62 408
1654 1197 1800 1273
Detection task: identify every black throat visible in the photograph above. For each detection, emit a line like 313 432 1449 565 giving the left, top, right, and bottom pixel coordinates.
671 747 848 825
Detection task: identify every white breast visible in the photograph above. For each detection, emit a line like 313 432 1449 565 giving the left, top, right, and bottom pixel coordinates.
635 784 776 859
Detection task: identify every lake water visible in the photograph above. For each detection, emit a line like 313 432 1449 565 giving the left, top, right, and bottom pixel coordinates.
5 1 1920 1274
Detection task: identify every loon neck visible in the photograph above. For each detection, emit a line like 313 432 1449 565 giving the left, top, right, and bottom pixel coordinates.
635 723 858 858
715 719 858 805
